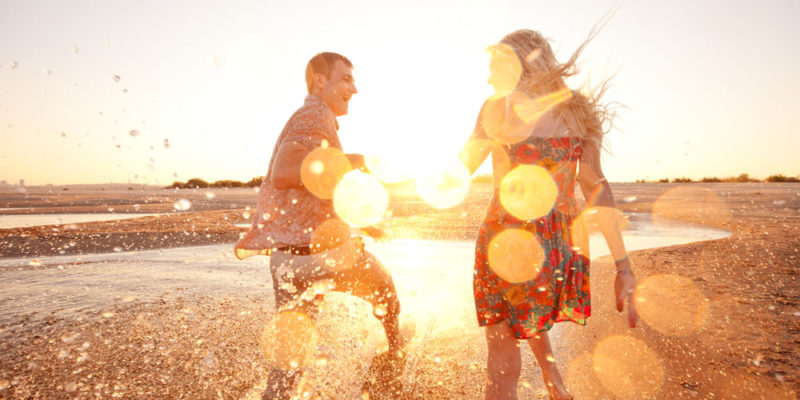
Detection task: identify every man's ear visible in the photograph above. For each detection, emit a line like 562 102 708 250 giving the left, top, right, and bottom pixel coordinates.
311 73 326 93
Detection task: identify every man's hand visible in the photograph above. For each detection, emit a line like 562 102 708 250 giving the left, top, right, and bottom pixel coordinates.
346 153 368 172
361 225 389 241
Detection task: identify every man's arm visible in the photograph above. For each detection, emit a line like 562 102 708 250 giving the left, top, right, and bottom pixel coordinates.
271 141 310 189
345 153 365 171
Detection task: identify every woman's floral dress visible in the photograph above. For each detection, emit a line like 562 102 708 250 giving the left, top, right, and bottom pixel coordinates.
474 136 591 339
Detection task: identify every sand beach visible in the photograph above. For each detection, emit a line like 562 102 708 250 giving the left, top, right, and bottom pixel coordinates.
0 183 797 399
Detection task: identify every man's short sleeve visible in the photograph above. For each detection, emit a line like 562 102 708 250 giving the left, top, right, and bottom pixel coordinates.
284 107 339 150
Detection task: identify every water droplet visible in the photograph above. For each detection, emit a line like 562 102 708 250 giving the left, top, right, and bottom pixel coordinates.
29 259 42 267
112 74 121 82
434 356 441 363
173 199 192 211
107 207 115 213
128 130 140 137
113 246 122 252
133 204 140 211
623 196 637 203
373 303 387 317
315 353 330 367
242 212 251 219
205 191 216 199
773 200 786 206
546 355 556 362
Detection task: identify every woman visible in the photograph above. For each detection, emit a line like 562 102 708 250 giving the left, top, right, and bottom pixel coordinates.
459 29 639 400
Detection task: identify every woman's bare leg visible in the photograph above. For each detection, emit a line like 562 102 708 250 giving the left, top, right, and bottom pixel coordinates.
525 331 572 400
484 322 521 400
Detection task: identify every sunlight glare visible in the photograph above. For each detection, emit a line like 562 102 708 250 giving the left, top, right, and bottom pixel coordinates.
653 186 731 229
365 155 410 184
488 228 544 283
301 147 352 200
499 164 557 220
570 207 630 258
333 171 388 227
310 218 352 253
566 354 613 399
635 274 710 336
414 159 471 209
487 43 522 98
592 335 664 399
511 88 573 124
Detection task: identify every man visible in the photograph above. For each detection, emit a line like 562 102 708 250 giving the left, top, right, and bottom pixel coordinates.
235 52 405 399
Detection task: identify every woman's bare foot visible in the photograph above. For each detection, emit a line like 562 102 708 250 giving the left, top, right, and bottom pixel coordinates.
545 382 573 400
543 370 572 400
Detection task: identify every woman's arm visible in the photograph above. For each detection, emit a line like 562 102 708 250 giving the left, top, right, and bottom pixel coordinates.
459 101 494 175
577 138 638 328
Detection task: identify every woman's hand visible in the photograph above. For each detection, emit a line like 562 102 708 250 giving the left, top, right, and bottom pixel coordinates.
614 258 639 328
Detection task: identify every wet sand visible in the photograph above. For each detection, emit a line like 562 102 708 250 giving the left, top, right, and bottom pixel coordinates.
0 183 798 399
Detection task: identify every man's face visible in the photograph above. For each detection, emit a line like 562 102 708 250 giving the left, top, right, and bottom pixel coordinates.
320 60 357 116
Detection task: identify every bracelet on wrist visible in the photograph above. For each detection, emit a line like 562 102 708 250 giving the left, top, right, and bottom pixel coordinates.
616 269 634 275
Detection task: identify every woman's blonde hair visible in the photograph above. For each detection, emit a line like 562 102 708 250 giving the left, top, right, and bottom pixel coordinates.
500 28 615 149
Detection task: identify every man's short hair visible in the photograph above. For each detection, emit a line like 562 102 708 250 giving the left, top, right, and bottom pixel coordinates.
305 52 353 93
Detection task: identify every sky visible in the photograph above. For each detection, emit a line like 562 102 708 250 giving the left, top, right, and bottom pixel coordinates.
1 0 799 185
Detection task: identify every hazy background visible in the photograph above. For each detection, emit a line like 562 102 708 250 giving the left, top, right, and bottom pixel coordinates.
1 0 798 185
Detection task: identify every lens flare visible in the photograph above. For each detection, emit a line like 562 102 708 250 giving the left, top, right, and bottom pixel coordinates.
566 354 614 399
480 97 531 146
511 88 573 124
301 147 352 200
260 311 318 371
310 218 352 253
499 165 558 220
365 155 409 184
635 274 710 336
653 186 731 229
592 335 664 399
488 228 544 283
414 160 471 209
333 171 388 228
570 207 630 258
487 43 522 97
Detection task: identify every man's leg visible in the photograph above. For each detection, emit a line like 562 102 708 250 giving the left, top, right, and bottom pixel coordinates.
332 250 403 352
262 251 319 400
